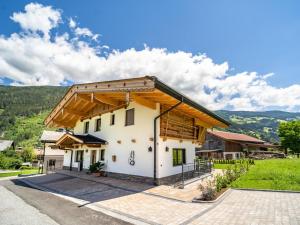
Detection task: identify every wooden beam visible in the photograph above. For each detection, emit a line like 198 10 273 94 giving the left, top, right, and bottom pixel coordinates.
194 118 213 128
77 94 104 106
198 127 207 143
80 103 127 121
52 119 75 128
131 94 156 110
94 94 119 106
64 108 88 117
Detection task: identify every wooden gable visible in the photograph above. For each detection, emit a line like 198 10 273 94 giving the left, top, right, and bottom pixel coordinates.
44 76 229 139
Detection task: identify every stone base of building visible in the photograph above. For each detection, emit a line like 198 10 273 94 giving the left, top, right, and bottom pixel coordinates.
61 166 186 185
106 172 154 185
156 173 183 185
106 171 186 186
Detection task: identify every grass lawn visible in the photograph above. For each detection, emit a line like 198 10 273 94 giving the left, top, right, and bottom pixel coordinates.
229 159 300 191
0 169 39 178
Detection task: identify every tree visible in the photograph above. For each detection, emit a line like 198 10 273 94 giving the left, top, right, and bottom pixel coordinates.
278 121 300 153
21 147 36 162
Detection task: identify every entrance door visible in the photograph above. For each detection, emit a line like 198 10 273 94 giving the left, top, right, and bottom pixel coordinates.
91 150 97 164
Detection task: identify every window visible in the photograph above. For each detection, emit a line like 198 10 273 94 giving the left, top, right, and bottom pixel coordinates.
125 108 134 126
75 150 84 162
84 121 89 134
95 118 101 131
110 114 115 125
172 148 186 166
100 149 105 161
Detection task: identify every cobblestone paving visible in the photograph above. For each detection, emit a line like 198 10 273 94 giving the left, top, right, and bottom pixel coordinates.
189 190 300 225
22 173 300 225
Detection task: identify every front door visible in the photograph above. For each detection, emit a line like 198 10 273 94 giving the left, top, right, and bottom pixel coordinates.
91 150 97 164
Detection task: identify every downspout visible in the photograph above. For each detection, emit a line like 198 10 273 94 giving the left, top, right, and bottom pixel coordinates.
153 98 183 185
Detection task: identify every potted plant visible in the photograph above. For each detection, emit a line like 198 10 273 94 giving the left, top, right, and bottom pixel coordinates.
89 161 105 177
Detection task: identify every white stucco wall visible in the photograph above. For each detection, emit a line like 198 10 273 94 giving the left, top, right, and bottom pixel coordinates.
63 150 71 167
73 102 159 177
64 101 198 178
157 138 197 178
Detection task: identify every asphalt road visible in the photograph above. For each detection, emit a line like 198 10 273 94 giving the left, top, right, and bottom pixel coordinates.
0 179 130 225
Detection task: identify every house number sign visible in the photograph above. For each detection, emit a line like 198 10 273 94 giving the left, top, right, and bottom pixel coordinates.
128 150 135 166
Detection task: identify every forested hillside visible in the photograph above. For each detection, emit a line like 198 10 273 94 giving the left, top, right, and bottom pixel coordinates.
0 86 68 147
0 85 299 147
216 110 300 143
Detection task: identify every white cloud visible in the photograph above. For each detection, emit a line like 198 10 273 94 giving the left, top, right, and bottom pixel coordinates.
10 3 61 40
75 27 99 40
69 18 76 28
1 3 300 111
68 17 99 41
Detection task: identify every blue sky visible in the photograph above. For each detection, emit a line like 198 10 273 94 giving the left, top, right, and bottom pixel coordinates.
0 1 299 111
1 0 299 86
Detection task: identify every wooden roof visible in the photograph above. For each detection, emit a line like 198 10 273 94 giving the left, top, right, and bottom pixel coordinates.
45 76 230 129
208 130 265 143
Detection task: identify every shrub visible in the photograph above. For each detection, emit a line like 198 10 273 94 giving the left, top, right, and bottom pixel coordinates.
0 155 22 169
215 175 229 192
199 179 217 201
89 161 105 173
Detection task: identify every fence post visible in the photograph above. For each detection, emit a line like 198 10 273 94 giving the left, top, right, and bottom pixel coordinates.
181 161 184 188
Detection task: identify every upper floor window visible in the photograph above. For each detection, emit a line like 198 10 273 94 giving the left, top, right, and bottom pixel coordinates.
95 118 101 132
110 114 115 125
125 108 134 126
84 121 89 134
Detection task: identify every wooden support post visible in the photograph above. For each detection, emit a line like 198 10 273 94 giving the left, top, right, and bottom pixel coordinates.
91 93 94 103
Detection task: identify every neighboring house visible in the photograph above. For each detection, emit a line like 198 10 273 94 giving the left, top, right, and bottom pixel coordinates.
0 140 14 152
197 130 277 159
40 130 65 172
44 76 230 185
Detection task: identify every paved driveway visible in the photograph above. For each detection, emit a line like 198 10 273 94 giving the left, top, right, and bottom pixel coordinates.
20 173 300 225
0 179 130 225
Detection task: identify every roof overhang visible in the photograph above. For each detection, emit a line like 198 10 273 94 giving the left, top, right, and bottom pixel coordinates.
45 76 230 129
56 133 107 149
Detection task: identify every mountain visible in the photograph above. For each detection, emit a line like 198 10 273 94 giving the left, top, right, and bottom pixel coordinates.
0 85 68 147
0 85 299 147
216 110 300 143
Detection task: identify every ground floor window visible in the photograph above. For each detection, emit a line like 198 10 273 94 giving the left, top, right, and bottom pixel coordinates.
75 150 84 162
99 149 105 161
173 148 186 166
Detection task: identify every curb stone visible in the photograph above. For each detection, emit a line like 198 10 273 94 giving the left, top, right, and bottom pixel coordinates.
232 187 300 193
192 188 231 203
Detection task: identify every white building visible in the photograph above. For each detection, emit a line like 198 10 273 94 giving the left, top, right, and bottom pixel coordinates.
40 130 65 172
45 76 229 184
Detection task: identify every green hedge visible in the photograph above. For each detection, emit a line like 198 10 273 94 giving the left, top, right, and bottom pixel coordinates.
213 159 255 165
0 155 22 169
